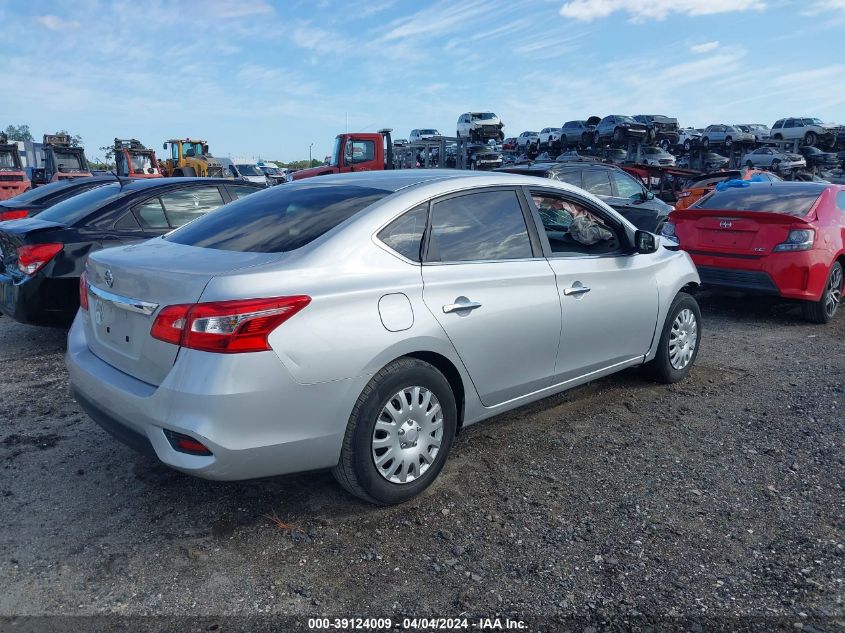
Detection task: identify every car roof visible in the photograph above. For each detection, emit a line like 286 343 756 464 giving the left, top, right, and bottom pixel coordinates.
103 176 235 193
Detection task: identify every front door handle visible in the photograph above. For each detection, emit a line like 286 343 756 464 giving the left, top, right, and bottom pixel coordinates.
563 284 591 296
443 300 482 314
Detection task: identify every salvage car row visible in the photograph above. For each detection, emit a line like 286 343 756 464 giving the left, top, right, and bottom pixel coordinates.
1 152 843 506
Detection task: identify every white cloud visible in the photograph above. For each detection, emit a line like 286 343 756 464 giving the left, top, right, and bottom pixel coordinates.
206 0 273 18
559 0 766 22
690 41 719 53
802 0 845 14
36 15 81 31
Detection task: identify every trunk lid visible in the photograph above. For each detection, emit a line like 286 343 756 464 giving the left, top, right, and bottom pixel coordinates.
0 219 65 274
673 209 813 257
84 239 283 386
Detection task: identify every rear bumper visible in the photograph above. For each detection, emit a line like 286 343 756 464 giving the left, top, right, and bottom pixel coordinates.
65 314 366 481
0 272 77 325
689 251 831 301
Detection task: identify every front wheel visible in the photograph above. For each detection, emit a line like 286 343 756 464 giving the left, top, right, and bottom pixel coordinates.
683 139 692 152
804 131 817 147
771 159 781 171
643 292 701 384
801 261 843 324
332 358 458 505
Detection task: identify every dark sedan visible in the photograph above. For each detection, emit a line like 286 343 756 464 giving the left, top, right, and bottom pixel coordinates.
498 162 672 232
799 146 839 169
0 176 118 221
0 178 263 325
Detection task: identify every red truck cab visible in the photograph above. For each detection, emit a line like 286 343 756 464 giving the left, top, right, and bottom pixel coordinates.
292 130 394 181
0 134 31 201
114 138 162 178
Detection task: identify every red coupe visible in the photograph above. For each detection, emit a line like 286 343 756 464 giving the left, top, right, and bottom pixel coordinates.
663 181 845 323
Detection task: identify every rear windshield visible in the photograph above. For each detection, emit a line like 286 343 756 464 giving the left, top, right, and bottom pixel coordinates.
693 184 824 216
166 184 392 253
35 183 123 225
2 179 84 205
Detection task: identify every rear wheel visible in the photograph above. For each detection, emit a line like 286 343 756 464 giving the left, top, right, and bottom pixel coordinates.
771 159 781 171
683 139 692 152
332 358 457 505
725 137 733 149
801 261 843 324
702 137 710 149
643 292 701 383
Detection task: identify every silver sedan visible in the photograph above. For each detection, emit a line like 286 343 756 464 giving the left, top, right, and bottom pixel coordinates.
67 171 701 504
741 147 807 172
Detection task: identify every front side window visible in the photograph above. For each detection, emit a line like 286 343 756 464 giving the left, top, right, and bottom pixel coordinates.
611 170 645 199
427 190 532 262
531 192 620 256
582 170 612 197
347 140 375 164
378 204 428 262
159 186 225 227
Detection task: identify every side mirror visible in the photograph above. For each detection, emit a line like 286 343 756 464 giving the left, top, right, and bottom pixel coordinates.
162 143 167 150
635 230 658 254
344 142 355 166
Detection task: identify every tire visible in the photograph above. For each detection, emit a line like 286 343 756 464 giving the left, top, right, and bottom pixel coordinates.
773 134 782 140
801 261 843 324
804 131 817 147
702 137 710 149
683 139 692 152
173 169 184 177
659 138 670 151
771 159 781 171
725 137 733 149
613 128 624 144
182 166 197 177
643 292 701 384
332 358 458 505
746 160 754 169
593 131 601 147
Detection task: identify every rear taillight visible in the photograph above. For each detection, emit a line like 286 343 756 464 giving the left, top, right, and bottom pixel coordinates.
79 272 89 311
17 243 63 275
0 209 28 221
150 296 311 353
774 229 815 252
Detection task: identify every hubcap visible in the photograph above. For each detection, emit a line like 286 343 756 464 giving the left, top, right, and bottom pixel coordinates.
668 308 698 370
372 386 443 484
825 265 843 318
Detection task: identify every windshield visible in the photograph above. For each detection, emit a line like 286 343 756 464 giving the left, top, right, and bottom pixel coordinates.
330 137 342 167
54 151 83 171
419 129 439 135
236 164 263 176
0 150 20 170
0 180 77 204
471 113 496 120
260 166 279 175
35 183 122 225
803 118 824 126
617 116 637 123
130 154 155 173
166 184 392 253
693 184 824 216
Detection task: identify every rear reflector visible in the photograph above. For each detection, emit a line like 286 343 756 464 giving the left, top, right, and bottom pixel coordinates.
151 295 311 353
17 243 63 275
163 429 213 456
79 271 89 311
0 209 28 221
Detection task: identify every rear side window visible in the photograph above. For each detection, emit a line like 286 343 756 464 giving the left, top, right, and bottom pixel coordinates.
35 183 122 225
160 186 225 226
166 184 391 253
427 190 532 262
136 198 169 228
229 185 261 199
378 204 428 262
694 185 824 216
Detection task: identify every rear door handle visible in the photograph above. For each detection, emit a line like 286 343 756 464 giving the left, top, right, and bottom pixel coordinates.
443 300 482 314
563 284 591 296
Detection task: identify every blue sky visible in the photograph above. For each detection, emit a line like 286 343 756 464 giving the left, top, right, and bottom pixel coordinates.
1 0 843 162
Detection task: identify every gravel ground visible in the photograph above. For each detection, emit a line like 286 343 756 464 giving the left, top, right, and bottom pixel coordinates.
0 292 842 632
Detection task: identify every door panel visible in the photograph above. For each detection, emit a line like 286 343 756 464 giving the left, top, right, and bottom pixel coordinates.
422 261 561 406
549 255 658 381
